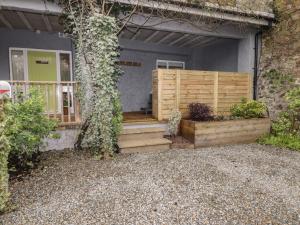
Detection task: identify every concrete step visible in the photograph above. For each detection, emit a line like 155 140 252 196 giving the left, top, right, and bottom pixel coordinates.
118 138 171 154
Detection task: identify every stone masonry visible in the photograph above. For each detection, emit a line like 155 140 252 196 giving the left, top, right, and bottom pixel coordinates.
259 0 300 119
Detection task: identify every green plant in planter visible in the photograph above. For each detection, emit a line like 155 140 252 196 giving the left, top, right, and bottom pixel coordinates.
230 98 267 119
167 109 182 140
5 89 58 173
189 103 214 121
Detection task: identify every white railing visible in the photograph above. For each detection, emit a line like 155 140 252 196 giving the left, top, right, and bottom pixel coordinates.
9 81 81 125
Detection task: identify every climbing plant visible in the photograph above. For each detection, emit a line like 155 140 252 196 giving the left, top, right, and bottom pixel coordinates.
0 99 10 213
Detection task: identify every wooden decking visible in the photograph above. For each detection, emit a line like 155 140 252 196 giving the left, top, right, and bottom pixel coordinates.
123 111 157 123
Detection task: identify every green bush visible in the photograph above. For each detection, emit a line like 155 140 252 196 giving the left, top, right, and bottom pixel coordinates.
0 100 10 213
259 134 300 151
5 89 58 172
230 98 267 119
260 87 300 151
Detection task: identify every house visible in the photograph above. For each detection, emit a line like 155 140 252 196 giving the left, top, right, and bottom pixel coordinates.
0 0 275 151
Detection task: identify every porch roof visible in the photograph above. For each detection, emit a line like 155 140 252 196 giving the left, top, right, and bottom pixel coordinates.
0 0 274 33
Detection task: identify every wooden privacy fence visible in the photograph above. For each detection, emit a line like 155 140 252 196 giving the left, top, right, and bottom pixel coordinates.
152 69 253 121
9 81 81 125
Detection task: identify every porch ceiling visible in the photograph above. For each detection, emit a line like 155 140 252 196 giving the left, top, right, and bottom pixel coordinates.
0 9 63 32
120 27 223 48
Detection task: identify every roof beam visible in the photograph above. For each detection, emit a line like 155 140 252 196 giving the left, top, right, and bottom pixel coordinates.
144 30 159 43
157 32 175 44
131 30 141 40
169 34 189 46
0 13 13 29
192 37 217 47
17 11 33 31
42 15 52 32
178 35 203 47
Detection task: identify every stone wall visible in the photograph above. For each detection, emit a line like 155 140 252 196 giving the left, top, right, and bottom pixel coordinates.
259 0 300 119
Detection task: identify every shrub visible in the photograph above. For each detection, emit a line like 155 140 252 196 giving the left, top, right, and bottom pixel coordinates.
0 99 10 213
260 87 300 151
5 89 58 172
167 109 182 138
189 103 213 121
259 134 300 151
230 98 267 119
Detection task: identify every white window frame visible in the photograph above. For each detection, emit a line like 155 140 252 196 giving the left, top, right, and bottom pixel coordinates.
156 60 185 69
9 47 74 113
9 47 73 82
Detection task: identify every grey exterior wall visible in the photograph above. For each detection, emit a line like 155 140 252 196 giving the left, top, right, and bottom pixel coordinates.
0 28 72 80
119 39 192 112
192 39 239 72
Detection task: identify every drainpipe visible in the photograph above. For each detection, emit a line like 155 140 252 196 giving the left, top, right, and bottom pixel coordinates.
253 30 262 100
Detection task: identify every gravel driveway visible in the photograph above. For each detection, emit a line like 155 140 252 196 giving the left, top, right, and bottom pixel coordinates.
1 144 300 225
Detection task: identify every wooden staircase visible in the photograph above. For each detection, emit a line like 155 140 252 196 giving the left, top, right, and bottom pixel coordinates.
118 122 171 153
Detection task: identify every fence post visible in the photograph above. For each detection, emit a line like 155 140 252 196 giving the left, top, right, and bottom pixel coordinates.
157 69 162 121
213 72 219 115
248 74 253 100
176 70 181 111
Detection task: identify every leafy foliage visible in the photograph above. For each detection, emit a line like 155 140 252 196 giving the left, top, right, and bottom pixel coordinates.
189 103 213 121
167 109 182 138
68 12 122 157
4 89 57 172
0 100 10 213
230 98 267 119
262 69 294 91
260 87 300 151
259 134 300 151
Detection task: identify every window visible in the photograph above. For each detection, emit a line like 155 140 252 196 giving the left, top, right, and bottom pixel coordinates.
156 60 185 69
10 50 25 80
60 53 71 81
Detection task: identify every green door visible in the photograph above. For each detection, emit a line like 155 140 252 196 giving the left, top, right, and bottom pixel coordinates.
28 51 57 112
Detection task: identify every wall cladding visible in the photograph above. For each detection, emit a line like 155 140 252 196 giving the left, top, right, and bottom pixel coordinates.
259 0 300 119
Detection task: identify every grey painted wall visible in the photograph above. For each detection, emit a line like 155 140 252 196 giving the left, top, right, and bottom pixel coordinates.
0 28 72 80
119 39 192 112
192 39 239 72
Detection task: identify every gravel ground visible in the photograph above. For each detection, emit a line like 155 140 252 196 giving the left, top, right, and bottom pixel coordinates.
1 144 300 225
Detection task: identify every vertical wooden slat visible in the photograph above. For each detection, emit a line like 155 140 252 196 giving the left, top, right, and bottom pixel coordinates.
60 84 64 123
67 83 71 122
45 84 50 118
53 83 57 120
157 69 162 121
176 70 181 110
74 82 80 123
248 74 253 100
213 72 219 115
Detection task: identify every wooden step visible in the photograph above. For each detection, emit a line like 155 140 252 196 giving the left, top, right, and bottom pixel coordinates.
119 131 165 141
118 138 172 154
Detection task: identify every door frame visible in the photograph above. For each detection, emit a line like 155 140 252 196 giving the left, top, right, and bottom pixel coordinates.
9 47 74 114
9 47 73 82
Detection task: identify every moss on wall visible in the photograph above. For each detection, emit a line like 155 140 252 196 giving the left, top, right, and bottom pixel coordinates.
259 0 300 119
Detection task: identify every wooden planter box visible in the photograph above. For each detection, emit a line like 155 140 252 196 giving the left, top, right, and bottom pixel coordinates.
181 118 271 148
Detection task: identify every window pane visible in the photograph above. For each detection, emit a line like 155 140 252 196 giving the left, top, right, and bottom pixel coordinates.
157 61 167 69
169 62 184 69
11 50 24 80
60 53 71 81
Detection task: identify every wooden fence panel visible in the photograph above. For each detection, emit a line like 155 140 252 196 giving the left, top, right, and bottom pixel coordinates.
152 69 252 121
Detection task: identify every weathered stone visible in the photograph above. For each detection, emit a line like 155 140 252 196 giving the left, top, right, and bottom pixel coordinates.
259 0 300 119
